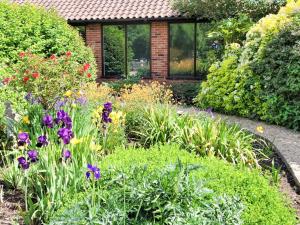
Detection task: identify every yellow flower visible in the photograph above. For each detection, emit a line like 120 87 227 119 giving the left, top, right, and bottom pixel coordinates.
71 103 77 108
64 90 73 97
70 138 82 145
256 126 264 134
90 142 102 152
110 111 125 125
22 116 30 124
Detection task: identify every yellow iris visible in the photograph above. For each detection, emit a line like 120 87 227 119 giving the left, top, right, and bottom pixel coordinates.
64 90 73 97
22 116 30 125
256 126 264 134
70 138 82 145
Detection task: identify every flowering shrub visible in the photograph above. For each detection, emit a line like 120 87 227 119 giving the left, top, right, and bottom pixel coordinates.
9 53 94 109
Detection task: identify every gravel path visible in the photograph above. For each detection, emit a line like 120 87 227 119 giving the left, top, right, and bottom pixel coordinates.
178 106 300 187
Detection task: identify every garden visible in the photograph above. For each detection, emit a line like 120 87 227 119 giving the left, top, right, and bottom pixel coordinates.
0 0 299 224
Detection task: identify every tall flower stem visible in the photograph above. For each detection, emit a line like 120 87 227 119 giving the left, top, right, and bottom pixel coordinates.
25 171 29 212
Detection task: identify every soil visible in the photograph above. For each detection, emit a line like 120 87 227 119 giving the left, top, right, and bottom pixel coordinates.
0 181 24 225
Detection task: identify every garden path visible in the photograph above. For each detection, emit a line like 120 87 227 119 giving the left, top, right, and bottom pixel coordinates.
178 106 300 187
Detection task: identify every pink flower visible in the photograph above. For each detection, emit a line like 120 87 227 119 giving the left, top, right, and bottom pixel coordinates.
23 76 29 83
2 77 11 85
87 73 92 78
50 54 56 60
19 52 26 58
66 51 72 57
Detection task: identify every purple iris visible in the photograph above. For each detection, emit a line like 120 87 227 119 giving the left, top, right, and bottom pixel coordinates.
54 100 67 110
18 132 30 146
55 110 72 129
57 128 74 145
102 102 112 124
43 115 53 128
86 164 101 180
24 93 40 104
205 107 214 118
36 135 48 147
62 149 71 160
17 156 30 170
75 97 87 105
27 150 38 163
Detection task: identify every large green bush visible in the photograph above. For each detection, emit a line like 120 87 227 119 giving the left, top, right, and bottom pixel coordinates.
0 1 96 73
196 0 300 130
51 145 297 225
173 0 286 20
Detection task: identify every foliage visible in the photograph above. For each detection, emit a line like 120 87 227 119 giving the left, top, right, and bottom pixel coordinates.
170 82 201 105
0 1 95 74
51 145 297 225
196 0 300 130
8 53 94 109
172 0 286 20
50 163 244 225
131 105 260 167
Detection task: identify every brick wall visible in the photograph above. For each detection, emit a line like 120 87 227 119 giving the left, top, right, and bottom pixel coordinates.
86 24 102 80
151 22 169 80
85 22 170 81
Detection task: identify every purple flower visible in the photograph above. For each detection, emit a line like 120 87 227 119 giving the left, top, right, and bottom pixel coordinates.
36 135 48 147
27 150 38 163
86 164 101 180
57 128 74 145
54 100 67 110
62 149 71 160
205 107 214 118
43 115 53 128
101 102 113 124
75 96 87 105
18 132 30 146
17 156 30 170
55 110 72 129
24 93 40 104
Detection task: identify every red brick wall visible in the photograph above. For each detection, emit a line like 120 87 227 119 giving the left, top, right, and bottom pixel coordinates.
151 22 169 80
86 24 102 80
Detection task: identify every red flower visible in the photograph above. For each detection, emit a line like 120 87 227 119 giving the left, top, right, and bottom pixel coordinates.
23 76 29 83
32 72 40 79
83 63 90 72
2 77 11 85
66 51 72 57
87 73 92 78
19 52 26 58
50 54 56 60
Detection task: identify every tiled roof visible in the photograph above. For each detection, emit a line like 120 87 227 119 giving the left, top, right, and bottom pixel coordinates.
12 0 182 22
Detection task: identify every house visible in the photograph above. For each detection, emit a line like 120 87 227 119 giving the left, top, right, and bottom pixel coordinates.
13 0 215 82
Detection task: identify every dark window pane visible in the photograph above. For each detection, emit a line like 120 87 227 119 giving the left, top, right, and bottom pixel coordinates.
103 25 126 78
127 24 150 78
75 26 86 42
196 23 220 78
170 23 195 78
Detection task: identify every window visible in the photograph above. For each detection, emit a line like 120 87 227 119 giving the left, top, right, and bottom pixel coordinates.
169 22 218 79
169 23 195 79
103 24 151 78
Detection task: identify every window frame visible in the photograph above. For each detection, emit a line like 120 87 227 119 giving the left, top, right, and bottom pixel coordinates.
101 22 152 79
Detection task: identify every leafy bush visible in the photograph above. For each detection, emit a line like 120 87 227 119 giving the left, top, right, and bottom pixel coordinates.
8 53 94 109
51 145 297 225
197 0 300 130
131 105 259 167
50 163 244 225
0 1 95 74
173 0 286 20
170 82 201 105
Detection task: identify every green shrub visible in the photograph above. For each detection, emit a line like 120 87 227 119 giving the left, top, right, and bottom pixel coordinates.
50 163 244 225
52 145 297 225
0 1 96 74
172 0 285 20
170 82 201 105
196 0 300 130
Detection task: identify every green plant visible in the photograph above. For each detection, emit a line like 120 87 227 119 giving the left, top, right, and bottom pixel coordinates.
0 1 95 74
9 53 94 109
170 82 201 105
67 145 296 225
50 162 245 225
196 0 300 130
172 0 286 20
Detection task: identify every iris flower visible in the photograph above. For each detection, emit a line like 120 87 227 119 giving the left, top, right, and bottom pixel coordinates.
57 128 74 144
62 149 71 160
86 164 101 180
36 135 48 147
18 132 30 146
102 102 113 124
27 150 38 163
43 115 53 128
17 156 30 170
